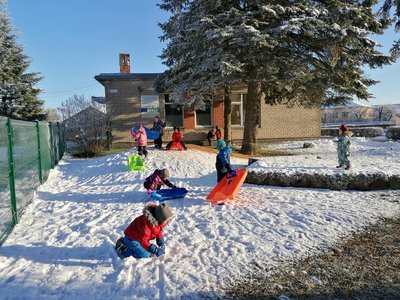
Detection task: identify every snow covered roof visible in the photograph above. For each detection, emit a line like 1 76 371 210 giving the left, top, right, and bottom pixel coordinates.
94 73 160 82
322 100 372 109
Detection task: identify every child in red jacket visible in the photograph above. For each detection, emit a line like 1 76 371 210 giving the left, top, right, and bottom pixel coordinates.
143 168 176 194
165 127 187 150
115 202 174 259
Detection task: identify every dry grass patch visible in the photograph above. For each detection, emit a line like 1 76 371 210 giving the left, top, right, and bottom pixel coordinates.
225 217 400 299
186 144 295 158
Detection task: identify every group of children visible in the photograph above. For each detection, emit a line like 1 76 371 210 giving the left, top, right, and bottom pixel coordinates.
115 167 176 259
117 123 235 260
131 116 188 157
118 122 352 260
207 126 222 146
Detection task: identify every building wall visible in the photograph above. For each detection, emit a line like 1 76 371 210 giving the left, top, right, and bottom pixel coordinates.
228 103 321 140
97 75 321 145
104 78 165 144
260 104 321 139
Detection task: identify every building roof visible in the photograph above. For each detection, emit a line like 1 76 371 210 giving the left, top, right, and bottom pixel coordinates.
94 73 160 82
322 100 372 109
64 106 106 124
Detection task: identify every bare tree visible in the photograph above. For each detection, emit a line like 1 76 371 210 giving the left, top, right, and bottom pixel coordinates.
374 106 393 122
58 94 110 157
43 108 61 122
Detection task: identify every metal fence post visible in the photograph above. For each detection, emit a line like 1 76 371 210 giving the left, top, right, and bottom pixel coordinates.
6 118 18 225
49 122 55 168
36 121 43 184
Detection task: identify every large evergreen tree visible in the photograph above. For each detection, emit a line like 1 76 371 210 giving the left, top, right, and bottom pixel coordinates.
0 0 45 121
381 0 400 56
157 0 395 154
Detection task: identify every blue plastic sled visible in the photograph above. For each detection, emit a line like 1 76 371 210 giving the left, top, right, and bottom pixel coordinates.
132 125 160 140
150 188 188 201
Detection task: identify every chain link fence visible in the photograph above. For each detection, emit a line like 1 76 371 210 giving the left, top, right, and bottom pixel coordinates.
0 117 65 245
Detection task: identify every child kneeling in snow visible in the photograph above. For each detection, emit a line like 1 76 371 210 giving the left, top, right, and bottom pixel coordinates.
115 202 174 259
143 168 176 194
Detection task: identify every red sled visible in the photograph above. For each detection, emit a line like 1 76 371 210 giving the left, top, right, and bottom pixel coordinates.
168 141 184 151
206 168 248 204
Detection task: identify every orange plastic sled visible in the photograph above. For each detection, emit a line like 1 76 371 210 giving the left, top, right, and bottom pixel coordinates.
206 168 248 204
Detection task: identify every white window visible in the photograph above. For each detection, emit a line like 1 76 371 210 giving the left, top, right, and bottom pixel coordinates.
230 93 247 126
164 94 183 127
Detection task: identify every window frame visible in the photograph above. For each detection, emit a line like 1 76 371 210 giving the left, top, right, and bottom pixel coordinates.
164 94 184 128
230 93 246 127
194 99 213 128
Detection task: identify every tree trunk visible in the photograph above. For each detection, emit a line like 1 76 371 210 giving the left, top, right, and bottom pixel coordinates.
223 86 232 142
241 80 261 155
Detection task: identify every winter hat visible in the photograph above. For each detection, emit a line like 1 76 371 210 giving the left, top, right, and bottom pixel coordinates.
154 202 174 225
216 139 226 150
340 124 349 133
161 168 170 179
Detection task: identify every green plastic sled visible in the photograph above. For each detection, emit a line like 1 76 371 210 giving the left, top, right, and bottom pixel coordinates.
127 155 144 171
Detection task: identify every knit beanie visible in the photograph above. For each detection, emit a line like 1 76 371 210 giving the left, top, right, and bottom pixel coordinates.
154 202 174 225
216 139 226 150
161 168 170 179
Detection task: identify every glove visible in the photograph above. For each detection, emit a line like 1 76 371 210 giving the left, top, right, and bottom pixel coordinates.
149 244 165 257
226 169 237 178
156 238 165 248
225 164 233 173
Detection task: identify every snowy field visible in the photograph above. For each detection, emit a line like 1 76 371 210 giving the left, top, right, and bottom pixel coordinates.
255 136 400 175
0 137 399 299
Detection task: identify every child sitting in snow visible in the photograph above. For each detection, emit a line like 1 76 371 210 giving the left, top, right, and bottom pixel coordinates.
215 139 236 182
143 168 177 194
165 126 187 150
336 124 353 170
115 202 174 259
132 123 148 158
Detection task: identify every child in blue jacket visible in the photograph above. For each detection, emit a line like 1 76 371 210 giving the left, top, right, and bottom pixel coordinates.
215 140 235 182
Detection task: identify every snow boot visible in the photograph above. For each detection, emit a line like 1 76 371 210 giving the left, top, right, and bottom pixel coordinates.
115 237 127 259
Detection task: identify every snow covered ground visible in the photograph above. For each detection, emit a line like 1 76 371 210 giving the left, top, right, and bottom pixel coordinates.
0 137 399 299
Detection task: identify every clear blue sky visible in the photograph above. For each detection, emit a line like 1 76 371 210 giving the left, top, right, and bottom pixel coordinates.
7 0 400 109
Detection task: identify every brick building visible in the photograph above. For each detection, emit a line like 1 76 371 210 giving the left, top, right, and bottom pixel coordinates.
94 54 321 146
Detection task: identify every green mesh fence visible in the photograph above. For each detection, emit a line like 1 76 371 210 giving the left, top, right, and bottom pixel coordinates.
0 118 12 244
0 117 65 245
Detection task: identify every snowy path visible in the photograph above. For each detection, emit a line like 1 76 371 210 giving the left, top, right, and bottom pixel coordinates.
0 142 399 299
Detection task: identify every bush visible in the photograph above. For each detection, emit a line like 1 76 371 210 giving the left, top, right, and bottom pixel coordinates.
352 127 384 138
386 126 400 141
321 127 384 138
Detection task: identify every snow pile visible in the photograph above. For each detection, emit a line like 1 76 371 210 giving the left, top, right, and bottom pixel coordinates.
0 138 399 299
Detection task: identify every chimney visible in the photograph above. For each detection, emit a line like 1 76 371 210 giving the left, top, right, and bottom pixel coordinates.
119 53 130 73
